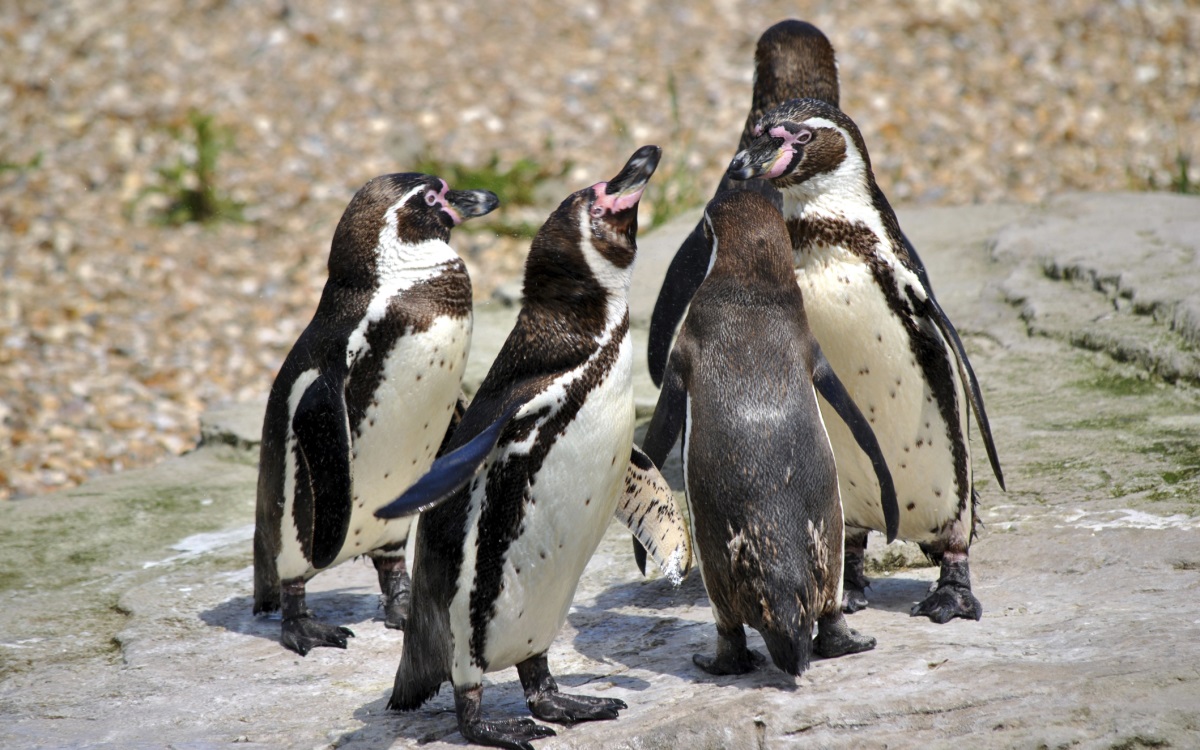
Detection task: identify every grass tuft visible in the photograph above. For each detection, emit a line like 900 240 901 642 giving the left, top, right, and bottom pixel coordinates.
133 110 245 225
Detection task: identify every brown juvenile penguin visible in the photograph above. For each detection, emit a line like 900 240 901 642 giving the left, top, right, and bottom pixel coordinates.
642 189 898 676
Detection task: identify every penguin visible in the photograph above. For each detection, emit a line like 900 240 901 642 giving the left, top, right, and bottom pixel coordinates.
725 97 1005 622
647 19 840 386
641 189 898 677
374 147 669 750
253 173 499 655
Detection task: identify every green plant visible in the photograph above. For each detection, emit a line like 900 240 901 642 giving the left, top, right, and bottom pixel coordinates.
415 154 569 207
413 152 572 238
135 110 244 225
1170 151 1196 195
0 152 43 175
1133 150 1199 197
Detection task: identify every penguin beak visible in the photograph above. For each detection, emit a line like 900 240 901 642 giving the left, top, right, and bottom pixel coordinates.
443 188 500 225
591 145 662 230
727 132 795 182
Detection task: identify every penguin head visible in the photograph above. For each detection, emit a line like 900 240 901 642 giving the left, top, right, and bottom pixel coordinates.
701 191 795 287
522 145 661 306
749 20 839 118
726 98 872 195
328 173 498 283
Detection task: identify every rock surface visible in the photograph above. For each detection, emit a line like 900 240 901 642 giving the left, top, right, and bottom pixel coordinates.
3 194 1200 749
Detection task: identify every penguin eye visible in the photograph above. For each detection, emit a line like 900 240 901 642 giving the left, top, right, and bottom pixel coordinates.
590 205 605 218
424 190 438 207
796 129 813 145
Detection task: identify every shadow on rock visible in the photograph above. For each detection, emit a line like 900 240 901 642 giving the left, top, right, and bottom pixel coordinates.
338 670 637 749
199 588 384 644
854 575 934 616
569 574 794 690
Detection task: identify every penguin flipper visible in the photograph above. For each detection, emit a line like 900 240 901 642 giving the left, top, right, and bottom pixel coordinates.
375 395 533 520
642 352 688 468
616 446 692 586
811 349 900 543
925 291 1005 492
292 372 354 570
897 231 1004 491
647 223 711 387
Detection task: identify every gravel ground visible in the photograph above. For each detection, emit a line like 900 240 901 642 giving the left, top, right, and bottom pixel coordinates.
2 0 1198 500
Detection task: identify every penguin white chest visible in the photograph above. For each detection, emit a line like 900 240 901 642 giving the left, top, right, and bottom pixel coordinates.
796 250 968 541
340 315 472 563
476 332 634 673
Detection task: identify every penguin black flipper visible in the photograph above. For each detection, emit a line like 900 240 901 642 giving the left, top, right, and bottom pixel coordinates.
905 254 1006 490
375 394 535 520
811 349 900 543
292 371 354 570
648 225 709 387
642 351 689 468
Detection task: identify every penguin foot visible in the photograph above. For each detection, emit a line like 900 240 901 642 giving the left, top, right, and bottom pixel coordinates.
841 535 871 614
911 581 982 623
459 716 556 750
527 691 627 724
814 613 876 658
280 615 354 656
456 683 556 750
841 585 869 614
380 575 411 630
514 653 625 724
692 647 766 676
374 557 411 630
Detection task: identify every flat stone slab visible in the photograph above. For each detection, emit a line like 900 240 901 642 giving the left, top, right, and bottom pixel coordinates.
3 193 1200 749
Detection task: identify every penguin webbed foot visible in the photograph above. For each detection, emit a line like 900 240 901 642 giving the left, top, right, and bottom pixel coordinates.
526 691 627 724
456 683 556 750
814 613 876 658
459 716 556 750
910 555 982 623
280 615 354 656
516 653 625 725
693 625 766 675
374 558 411 630
911 581 982 623
842 586 869 614
692 647 766 676
841 534 871 614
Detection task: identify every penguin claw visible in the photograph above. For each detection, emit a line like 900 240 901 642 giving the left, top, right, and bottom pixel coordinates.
280 616 354 656
459 717 556 750
527 691 627 724
911 582 983 623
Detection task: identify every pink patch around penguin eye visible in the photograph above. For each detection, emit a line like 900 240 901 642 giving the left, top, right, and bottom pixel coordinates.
591 182 644 216
763 126 811 179
431 179 463 225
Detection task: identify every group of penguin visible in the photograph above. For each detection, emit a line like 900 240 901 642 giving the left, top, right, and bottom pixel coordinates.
251 19 1004 750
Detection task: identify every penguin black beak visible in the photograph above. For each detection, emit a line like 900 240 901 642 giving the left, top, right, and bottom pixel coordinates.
606 145 662 198
444 189 500 221
591 145 661 233
726 143 778 182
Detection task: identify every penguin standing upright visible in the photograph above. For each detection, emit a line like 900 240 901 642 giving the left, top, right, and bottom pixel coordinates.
726 98 1005 622
375 147 667 750
642 190 898 677
647 20 840 385
253 173 498 655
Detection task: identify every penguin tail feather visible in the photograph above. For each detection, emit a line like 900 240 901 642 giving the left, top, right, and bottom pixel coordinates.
252 531 281 615
760 610 816 677
388 601 453 711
